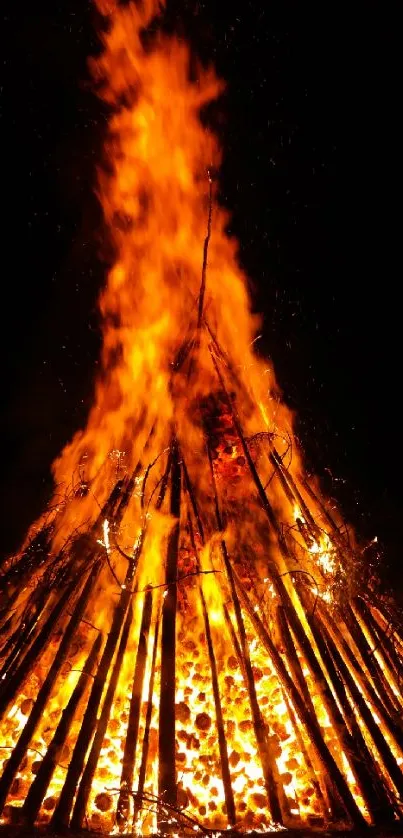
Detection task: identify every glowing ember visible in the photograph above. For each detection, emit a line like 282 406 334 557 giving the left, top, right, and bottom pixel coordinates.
1 0 403 835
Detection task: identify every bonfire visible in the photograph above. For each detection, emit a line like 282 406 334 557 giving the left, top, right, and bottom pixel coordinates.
1 1 403 835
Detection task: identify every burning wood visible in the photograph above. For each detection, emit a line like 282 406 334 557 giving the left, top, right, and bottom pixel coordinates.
1 0 403 834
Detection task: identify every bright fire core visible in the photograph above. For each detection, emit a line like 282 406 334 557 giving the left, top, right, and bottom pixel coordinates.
1 0 403 834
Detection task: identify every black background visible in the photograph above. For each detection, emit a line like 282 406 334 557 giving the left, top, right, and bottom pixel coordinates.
1 1 401 590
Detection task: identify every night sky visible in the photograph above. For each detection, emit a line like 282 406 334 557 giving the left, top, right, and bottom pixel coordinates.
1 2 401 591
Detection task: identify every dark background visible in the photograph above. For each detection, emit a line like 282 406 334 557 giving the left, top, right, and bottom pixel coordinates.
1 1 401 589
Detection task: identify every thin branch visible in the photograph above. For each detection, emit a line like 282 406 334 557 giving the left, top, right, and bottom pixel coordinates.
136 569 220 594
141 447 170 509
196 173 213 331
107 787 226 835
110 535 134 565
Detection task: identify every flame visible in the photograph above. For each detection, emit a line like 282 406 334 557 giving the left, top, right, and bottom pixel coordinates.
1 0 403 835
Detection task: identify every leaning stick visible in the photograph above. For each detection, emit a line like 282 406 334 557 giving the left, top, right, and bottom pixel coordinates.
299 476 345 544
116 588 153 827
207 445 284 825
268 448 321 541
187 509 236 825
282 689 330 820
316 610 403 812
0 561 101 814
324 607 403 753
234 575 368 828
355 597 403 705
51 557 139 828
133 610 161 825
276 605 339 818
305 605 394 822
21 631 102 823
345 603 401 718
0 574 80 718
71 602 134 829
158 439 180 824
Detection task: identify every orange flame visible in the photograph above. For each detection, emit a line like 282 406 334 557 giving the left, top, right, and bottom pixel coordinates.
2 2 403 835
51 0 294 532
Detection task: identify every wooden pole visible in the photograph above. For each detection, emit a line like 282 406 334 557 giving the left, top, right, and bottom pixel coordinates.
364 607 403 684
158 438 181 828
316 610 403 811
0 561 101 815
71 603 134 829
345 603 401 718
305 606 394 822
133 610 160 826
299 476 346 545
20 631 102 823
268 448 321 541
234 574 368 829
324 608 403 753
0 575 81 720
187 510 236 826
276 606 338 819
51 571 136 828
371 604 403 658
284 586 387 821
207 445 284 824
116 588 153 828
355 597 403 707
0 583 54 677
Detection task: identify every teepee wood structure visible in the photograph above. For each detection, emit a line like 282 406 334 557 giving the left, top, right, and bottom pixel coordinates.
1 1 403 835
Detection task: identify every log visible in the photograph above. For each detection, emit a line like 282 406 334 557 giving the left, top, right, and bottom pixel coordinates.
282 690 330 821
268 449 321 542
356 598 403 706
155 449 173 512
158 439 180 827
0 598 43 668
210 352 284 540
276 606 316 719
276 606 338 820
133 610 160 825
306 607 394 822
187 512 235 826
283 587 385 821
71 603 134 829
0 576 79 719
196 177 213 332
234 574 368 829
207 446 284 825
299 476 347 550
182 458 205 542
324 608 403 754
202 371 369 829
199 585 236 825
222 603 244 672
20 631 102 823
116 588 153 827
209 347 333 631
365 608 403 684
345 603 401 719
371 604 403 658
0 561 101 815
0 589 22 634
51 577 135 828
317 610 403 811
0 576 61 683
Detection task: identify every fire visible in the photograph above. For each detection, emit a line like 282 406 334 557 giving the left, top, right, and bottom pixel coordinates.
1 0 403 835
